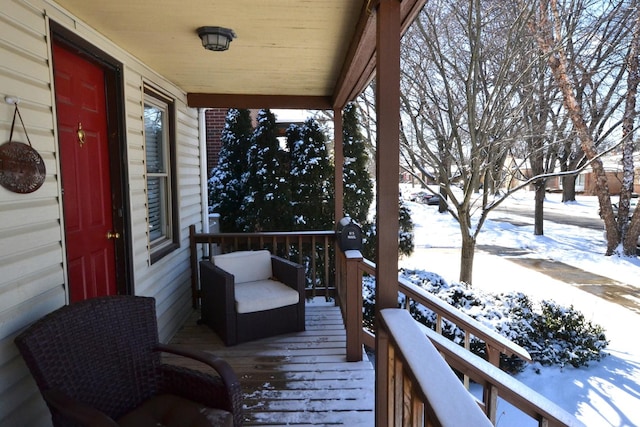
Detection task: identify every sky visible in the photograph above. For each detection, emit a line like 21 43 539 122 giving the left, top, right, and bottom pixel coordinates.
272 109 309 123
398 187 640 427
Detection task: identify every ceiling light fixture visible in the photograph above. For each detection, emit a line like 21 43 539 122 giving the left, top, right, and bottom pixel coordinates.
197 26 236 52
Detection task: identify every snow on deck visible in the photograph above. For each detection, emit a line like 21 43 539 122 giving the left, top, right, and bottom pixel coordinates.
167 299 375 425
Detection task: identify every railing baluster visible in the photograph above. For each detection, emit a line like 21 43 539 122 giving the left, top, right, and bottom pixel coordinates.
311 236 317 297
299 235 304 265
464 331 470 389
323 236 330 300
486 384 498 424
402 371 412 425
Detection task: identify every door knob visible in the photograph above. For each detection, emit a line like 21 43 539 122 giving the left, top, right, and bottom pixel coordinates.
77 122 86 147
107 231 120 240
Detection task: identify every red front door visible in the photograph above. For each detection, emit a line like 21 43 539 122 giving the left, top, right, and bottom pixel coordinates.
53 41 118 302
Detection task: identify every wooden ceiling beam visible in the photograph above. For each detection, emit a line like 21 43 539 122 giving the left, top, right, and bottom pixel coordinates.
331 0 426 110
332 2 377 109
187 93 333 110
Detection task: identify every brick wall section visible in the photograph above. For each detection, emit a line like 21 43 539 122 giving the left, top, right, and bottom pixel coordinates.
205 108 228 176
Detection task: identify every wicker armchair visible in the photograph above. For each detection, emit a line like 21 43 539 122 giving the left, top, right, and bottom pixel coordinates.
14 295 243 427
199 250 305 346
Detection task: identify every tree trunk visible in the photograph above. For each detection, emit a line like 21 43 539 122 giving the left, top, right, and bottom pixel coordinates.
561 174 577 202
533 0 617 254
438 186 447 213
620 5 640 256
459 234 476 284
534 180 545 235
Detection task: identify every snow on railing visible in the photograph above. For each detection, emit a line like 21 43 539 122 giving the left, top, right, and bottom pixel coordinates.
425 328 585 427
380 308 493 427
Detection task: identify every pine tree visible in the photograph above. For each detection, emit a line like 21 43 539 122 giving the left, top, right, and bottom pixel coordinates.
241 109 291 231
342 102 414 259
342 103 374 225
208 109 253 232
288 118 334 230
398 199 414 257
362 198 414 260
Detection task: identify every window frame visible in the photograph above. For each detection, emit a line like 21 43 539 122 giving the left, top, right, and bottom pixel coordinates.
143 85 179 264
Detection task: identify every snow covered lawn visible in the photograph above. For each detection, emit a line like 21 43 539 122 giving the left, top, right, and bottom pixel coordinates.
399 190 640 427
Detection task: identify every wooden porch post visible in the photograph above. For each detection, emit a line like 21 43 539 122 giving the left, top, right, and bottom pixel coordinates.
374 0 401 426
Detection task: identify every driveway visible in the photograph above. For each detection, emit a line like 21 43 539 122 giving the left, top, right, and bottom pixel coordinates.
490 204 603 230
476 245 640 315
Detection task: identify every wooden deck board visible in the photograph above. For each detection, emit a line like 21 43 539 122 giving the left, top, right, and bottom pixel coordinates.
167 299 375 425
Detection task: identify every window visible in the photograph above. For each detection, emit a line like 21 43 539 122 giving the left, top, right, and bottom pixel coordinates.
144 87 178 263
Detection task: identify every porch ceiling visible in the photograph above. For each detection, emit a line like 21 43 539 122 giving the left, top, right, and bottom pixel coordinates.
53 0 425 109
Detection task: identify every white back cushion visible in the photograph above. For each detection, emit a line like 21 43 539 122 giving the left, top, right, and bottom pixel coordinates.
212 250 272 284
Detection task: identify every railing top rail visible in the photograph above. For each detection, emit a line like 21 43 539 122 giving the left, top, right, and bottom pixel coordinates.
424 325 586 427
381 309 493 427
399 276 532 362
192 230 335 241
360 258 376 275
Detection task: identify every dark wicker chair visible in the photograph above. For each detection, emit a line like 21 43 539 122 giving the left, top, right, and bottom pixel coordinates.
14 295 243 427
199 250 305 346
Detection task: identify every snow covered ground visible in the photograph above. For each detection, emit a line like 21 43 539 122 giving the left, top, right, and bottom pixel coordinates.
399 189 640 427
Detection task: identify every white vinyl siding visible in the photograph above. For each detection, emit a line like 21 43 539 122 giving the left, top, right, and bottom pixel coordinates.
0 1 205 425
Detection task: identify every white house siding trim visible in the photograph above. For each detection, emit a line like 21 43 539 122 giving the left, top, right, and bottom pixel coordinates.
0 1 204 425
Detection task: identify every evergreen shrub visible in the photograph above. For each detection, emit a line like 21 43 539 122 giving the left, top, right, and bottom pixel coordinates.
362 269 608 371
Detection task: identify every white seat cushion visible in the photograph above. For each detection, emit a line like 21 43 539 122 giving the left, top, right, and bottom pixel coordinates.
212 250 272 284
234 279 300 314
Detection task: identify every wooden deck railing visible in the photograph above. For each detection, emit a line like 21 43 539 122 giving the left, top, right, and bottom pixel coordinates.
189 225 335 307
379 308 493 427
353 256 531 367
336 249 365 361
424 326 585 427
341 252 584 427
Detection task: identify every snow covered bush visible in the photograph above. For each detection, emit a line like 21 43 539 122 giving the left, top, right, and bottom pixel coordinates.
526 300 608 368
362 269 608 371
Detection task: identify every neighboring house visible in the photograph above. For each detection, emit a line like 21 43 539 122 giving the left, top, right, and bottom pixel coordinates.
204 108 228 175
505 154 640 195
204 108 306 178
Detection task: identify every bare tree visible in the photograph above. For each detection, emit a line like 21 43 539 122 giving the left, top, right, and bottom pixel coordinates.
515 36 565 236
620 3 640 256
556 0 631 202
529 0 640 255
400 0 542 284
